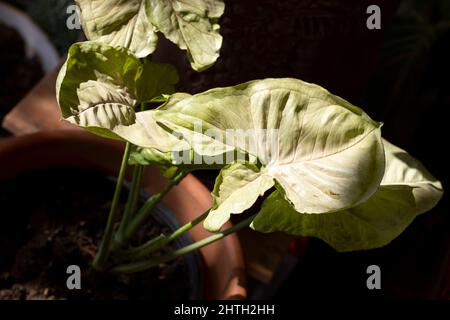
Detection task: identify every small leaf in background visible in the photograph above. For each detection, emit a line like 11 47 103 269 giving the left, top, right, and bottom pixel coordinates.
251 139 443 251
146 0 224 71
76 0 225 71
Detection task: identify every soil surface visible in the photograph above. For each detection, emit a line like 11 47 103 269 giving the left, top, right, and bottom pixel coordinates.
0 168 192 300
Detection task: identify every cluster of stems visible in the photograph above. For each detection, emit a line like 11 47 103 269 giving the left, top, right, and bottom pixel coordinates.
91 142 253 273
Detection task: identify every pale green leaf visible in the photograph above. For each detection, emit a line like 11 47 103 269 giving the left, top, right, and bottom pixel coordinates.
76 0 224 70
146 0 224 71
154 78 386 230
203 163 274 231
56 41 183 149
251 139 443 251
76 0 158 58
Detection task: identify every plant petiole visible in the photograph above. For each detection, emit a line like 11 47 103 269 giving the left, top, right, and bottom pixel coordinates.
111 214 256 274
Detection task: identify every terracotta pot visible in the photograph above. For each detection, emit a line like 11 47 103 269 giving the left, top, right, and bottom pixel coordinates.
0 130 247 299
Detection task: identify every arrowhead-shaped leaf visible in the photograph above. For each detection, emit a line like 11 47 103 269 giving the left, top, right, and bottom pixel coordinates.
56 41 184 150
251 139 443 251
76 0 224 71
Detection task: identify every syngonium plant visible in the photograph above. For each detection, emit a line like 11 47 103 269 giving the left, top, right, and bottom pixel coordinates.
56 0 443 273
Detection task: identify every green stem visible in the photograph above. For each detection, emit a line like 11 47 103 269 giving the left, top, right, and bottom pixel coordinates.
112 214 256 274
116 209 210 261
115 164 144 247
93 142 131 270
122 169 188 244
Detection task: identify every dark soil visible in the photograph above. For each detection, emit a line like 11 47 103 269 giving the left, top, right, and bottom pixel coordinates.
0 22 44 126
0 168 192 300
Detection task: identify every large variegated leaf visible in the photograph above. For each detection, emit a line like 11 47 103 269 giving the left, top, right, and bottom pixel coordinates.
76 0 224 71
152 78 385 231
56 41 184 149
76 0 158 58
251 139 444 251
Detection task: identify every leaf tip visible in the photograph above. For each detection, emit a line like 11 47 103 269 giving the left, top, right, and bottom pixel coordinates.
203 210 228 232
